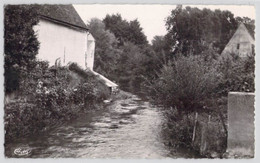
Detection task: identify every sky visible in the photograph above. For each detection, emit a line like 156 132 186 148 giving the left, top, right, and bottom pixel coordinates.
74 5 255 43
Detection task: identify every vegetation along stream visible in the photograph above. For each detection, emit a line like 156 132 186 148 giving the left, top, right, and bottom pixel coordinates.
5 93 198 158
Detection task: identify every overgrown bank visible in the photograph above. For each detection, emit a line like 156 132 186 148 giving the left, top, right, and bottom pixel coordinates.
4 62 112 143
143 54 254 157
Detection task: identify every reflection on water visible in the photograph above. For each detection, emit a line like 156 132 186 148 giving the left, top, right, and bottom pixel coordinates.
5 94 194 158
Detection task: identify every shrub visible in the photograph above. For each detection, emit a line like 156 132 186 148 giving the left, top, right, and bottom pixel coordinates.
68 63 95 79
145 55 221 113
69 63 110 99
161 106 194 149
5 61 107 142
216 54 255 95
144 52 254 156
143 54 228 155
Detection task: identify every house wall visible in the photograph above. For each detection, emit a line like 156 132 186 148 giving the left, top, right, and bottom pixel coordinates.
223 42 253 58
86 34 95 70
34 19 88 69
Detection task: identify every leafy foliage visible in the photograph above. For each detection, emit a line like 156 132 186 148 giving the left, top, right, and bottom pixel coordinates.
87 17 155 93
4 5 40 93
144 55 221 113
87 18 121 80
165 5 254 56
144 51 254 155
216 54 255 95
150 7 255 156
5 62 109 142
4 5 255 157
103 14 148 46
161 107 194 149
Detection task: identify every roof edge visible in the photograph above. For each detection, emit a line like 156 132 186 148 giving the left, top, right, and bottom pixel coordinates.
239 23 255 41
39 14 89 31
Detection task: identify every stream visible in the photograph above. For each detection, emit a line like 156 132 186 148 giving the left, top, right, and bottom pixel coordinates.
5 94 196 158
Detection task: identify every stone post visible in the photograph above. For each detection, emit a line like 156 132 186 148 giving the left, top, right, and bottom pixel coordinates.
227 92 255 157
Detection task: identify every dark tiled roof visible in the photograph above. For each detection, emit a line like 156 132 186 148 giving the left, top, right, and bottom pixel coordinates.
35 4 88 30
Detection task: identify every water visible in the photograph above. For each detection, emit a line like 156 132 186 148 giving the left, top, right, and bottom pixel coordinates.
5 94 194 158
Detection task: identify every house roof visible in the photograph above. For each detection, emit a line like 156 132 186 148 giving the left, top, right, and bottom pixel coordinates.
230 23 255 44
91 71 118 87
221 23 255 55
35 4 88 31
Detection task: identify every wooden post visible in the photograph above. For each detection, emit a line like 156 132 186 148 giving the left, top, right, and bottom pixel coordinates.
192 112 198 145
218 109 227 137
64 47 66 65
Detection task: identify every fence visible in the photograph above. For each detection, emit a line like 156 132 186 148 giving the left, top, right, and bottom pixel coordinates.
191 109 227 157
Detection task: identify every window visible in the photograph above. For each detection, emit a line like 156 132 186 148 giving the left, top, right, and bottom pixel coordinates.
237 43 240 50
252 44 255 55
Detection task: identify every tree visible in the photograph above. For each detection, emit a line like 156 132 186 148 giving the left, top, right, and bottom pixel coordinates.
115 42 144 91
101 14 153 92
151 35 172 65
127 19 148 45
103 14 129 46
87 18 121 80
103 14 148 46
213 9 237 52
165 6 239 55
88 17 152 93
4 5 40 93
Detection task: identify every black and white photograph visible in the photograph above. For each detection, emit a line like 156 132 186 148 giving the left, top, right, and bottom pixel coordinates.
2 1 256 159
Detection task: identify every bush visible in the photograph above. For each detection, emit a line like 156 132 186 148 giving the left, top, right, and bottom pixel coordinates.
145 55 221 113
216 54 255 95
144 52 254 157
68 63 110 100
5 62 107 142
161 106 194 149
143 54 228 156
68 63 95 79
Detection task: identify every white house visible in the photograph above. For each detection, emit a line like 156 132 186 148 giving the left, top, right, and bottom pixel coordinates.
33 5 118 91
33 4 95 70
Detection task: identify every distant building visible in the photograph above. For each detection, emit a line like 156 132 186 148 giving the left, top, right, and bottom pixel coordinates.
221 23 255 58
33 5 95 70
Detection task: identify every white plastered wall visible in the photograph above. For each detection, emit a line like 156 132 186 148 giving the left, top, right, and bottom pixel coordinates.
34 19 88 69
86 33 95 70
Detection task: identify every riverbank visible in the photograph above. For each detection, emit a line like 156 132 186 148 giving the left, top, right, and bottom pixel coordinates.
152 97 228 158
4 62 115 143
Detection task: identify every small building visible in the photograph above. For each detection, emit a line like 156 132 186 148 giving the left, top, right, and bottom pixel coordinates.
33 4 95 70
221 23 255 58
33 5 118 92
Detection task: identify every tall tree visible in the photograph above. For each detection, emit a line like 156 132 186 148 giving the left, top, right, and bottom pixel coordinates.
127 19 148 45
165 5 241 55
103 14 148 46
103 14 129 46
87 18 120 79
151 35 172 65
4 5 40 93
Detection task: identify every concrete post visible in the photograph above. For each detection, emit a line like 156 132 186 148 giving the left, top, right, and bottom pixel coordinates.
227 92 255 157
